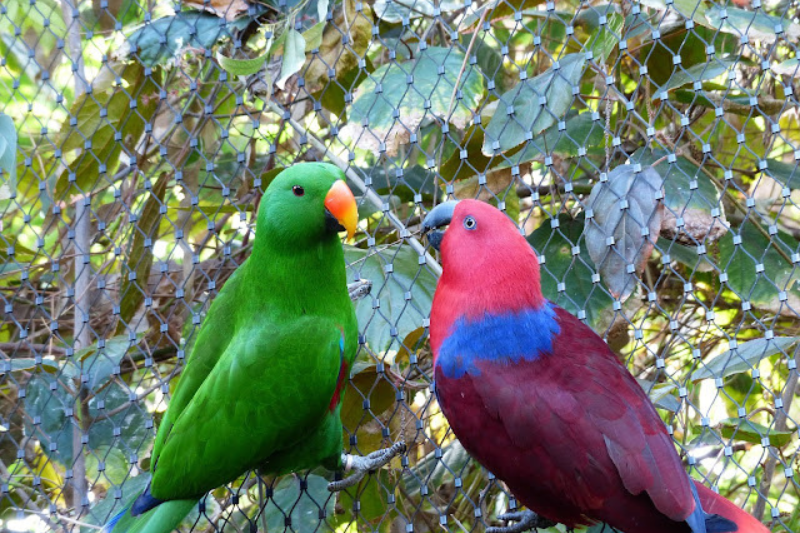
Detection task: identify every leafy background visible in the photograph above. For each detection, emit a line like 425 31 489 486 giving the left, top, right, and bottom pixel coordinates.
0 0 799 529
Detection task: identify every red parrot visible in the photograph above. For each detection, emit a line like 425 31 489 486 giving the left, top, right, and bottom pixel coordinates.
422 199 770 533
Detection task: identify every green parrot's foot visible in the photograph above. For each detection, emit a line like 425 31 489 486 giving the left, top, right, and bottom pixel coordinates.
348 280 372 302
486 510 556 533
327 441 406 492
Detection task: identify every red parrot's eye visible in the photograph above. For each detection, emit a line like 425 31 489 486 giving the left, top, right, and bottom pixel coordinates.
292 185 305 197
464 216 477 230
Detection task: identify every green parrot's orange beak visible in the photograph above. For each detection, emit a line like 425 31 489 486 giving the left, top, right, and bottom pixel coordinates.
325 179 358 240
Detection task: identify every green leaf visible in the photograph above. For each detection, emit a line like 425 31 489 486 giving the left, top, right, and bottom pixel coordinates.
590 13 624 62
317 0 329 22
85 446 130 486
116 173 168 334
705 6 800 42
638 0 708 28
718 222 800 308
341 364 396 441
495 112 605 169
718 418 796 448
0 114 16 203
773 57 800 77
527 214 614 329
402 440 471 496
462 0 545 28
1 358 59 374
584 166 664 300
83 473 151 530
303 21 325 51
344 47 485 156
631 148 725 244
56 65 162 199
373 0 462 22
264 475 334 532
76 334 144 389
482 53 585 155
691 337 798 382
637 379 680 412
124 11 253 67
24 377 152 466
763 158 800 189
217 50 270 76
656 238 714 272
336 469 395 525
345 244 437 352
354 164 437 201
631 149 719 213
461 34 508 93
276 28 306 90
653 59 736 99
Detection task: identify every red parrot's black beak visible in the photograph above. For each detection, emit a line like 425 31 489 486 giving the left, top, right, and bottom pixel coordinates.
422 200 459 251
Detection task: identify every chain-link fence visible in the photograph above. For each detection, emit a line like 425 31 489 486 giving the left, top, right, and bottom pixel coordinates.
1 0 799 529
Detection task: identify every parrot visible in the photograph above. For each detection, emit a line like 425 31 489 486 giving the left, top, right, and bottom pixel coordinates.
104 163 404 533
422 199 770 533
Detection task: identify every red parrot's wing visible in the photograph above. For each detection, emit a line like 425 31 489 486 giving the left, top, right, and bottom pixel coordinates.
447 306 694 526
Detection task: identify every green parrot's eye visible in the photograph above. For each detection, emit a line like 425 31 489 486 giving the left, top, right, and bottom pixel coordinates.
292 185 305 197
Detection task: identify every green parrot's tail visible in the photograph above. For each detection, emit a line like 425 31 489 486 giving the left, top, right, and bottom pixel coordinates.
103 498 198 533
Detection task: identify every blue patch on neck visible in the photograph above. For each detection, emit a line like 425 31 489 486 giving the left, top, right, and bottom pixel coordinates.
437 303 561 379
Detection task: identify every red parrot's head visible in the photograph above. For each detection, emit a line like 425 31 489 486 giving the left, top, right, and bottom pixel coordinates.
422 199 547 353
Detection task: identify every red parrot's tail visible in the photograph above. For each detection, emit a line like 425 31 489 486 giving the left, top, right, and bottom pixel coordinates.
694 481 770 533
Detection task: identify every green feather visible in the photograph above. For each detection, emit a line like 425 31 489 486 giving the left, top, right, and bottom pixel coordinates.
107 163 358 532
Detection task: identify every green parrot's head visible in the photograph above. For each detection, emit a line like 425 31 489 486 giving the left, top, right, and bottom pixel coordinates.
258 163 358 247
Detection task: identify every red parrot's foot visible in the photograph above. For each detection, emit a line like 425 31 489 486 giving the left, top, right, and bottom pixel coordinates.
487 510 556 533
327 441 406 492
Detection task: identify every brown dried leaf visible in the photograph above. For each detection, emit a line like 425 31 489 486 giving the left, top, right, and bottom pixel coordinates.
303 0 372 94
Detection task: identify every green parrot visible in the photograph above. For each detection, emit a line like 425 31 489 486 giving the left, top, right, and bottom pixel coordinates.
104 163 403 533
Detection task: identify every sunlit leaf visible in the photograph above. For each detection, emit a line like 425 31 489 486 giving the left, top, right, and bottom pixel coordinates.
483 53 585 155
344 47 485 157
116 173 168 334
691 337 798 382
277 28 307 90
705 6 800 42
653 59 736 99
0 114 16 204
718 418 795 448
121 11 254 66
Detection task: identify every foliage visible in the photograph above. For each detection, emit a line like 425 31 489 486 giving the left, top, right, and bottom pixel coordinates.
1 0 799 529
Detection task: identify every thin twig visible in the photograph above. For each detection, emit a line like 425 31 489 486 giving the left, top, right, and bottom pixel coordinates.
446 8 488 120
752 347 799 521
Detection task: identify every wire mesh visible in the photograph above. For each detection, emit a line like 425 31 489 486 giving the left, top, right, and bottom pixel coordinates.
0 0 798 530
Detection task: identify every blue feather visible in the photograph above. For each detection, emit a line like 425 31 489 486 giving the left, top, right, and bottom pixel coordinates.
437 303 560 379
686 478 737 533
131 482 164 516
102 507 128 533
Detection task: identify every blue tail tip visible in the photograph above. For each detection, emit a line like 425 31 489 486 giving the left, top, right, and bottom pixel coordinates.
102 507 128 533
131 483 165 517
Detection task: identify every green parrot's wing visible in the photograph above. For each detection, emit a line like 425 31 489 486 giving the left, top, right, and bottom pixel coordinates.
151 263 245 461
148 315 346 500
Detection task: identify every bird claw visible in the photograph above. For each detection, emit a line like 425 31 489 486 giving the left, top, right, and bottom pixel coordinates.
327 441 406 492
486 510 555 533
